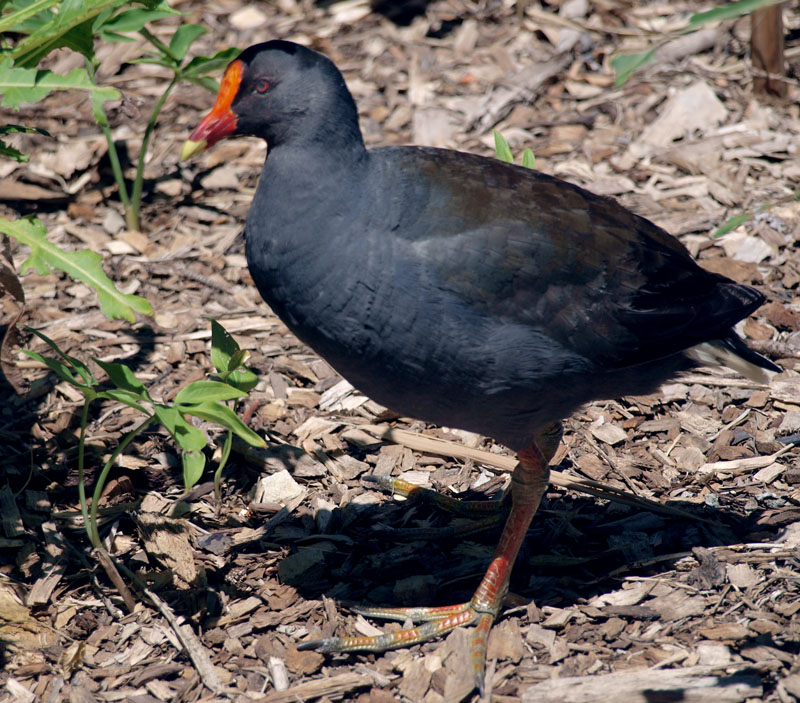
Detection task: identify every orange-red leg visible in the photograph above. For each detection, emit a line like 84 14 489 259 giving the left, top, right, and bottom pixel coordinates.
299 422 562 696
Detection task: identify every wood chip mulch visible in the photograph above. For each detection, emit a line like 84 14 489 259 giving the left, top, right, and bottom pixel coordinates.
1 1 800 702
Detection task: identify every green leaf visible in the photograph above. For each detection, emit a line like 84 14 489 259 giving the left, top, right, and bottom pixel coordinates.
182 449 206 489
96 389 149 413
0 57 119 108
25 325 94 385
493 130 513 164
0 124 51 137
175 380 245 405
22 349 80 386
610 48 657 87
168 24 207 62
181 47 241 81
94 358 152 399
0 0 59 35
153 405 207 450
688 0 785 30
210 319 239 373
181 402 265 448
521 148 536 170
225 366 259 393
8 0 131 66
0 140 28 162
96 6 176 34
0 216 153 322
713 213 752 238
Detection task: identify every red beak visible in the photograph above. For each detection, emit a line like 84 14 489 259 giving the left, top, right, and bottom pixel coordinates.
181 59 243 160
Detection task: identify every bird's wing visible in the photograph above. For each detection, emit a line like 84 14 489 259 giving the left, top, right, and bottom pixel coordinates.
371 146 763 369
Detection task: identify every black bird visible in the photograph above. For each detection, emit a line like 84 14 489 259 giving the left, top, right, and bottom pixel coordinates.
182 40 778 693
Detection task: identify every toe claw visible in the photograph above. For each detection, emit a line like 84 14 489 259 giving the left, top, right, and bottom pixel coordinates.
297 638 332 652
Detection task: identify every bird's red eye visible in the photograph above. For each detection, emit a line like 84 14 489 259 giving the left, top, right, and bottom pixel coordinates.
255 79 270 94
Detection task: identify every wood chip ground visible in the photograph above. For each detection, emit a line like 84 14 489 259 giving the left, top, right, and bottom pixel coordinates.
1 1 800 702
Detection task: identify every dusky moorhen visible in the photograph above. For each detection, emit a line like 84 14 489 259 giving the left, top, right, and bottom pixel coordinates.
182 40 779 693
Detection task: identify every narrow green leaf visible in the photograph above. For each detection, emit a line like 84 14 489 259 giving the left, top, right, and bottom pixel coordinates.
97 7 176 34
25 325 94 385
521 148 536 170
181 48 241 81
611 48 657 87
175 380 245 405
0 57 119 108
182 402 265 447
210 319 239 373
22 349 79 386
168 24 207 62
493 130 514 164
153 405 207 450
713 213 752 238
182 450 206 489
0 216 153 322
688 0 785 30
96 389 149 413
0 141 28 162
0 124 51 137
94 358 152 399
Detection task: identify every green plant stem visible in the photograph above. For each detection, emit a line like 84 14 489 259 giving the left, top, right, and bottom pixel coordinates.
139 27 177 63
77 400 95 546
127 75 178 231
86 60 131 212
214 430 233 500
88 415 155 546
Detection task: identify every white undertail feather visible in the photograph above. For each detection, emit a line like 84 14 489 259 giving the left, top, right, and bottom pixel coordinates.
686 342 774 384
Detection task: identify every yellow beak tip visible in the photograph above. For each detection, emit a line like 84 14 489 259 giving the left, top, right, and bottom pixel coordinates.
181 139 207 161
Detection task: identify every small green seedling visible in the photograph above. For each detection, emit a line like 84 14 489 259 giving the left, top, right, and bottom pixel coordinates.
23 320 265 550
493 130 536 169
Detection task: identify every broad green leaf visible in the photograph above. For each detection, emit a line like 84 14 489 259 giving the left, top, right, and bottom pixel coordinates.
493 130 513 164
225 366 259 393
713 213 752 238
688 0 785 30
521 148 536 170
611 48 657 87
153 405 207 450
9 0 131 66
0 57 119 108
94 358 152 399
182 401 265 447
210 318 239 373
175 380 245 405
0 216 153 322
169 24 207 61
182 449 205 488
97 389 149 413
0 0 58 34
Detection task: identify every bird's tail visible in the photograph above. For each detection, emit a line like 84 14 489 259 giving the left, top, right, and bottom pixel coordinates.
686 334 780 384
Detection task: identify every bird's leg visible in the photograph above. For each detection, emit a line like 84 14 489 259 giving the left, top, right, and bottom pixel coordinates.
299 422 562 695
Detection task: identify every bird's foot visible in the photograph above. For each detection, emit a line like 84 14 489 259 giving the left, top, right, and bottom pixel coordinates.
364 474 505 515
298 598 498 694
363 474 506 540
